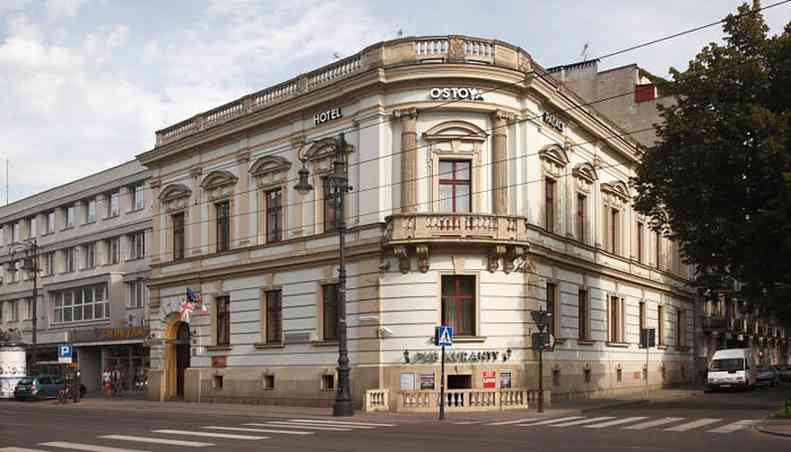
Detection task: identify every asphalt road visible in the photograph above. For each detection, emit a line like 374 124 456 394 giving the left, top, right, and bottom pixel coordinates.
1 385 789 452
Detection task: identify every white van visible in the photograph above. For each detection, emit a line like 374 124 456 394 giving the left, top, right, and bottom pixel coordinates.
707 348 757 391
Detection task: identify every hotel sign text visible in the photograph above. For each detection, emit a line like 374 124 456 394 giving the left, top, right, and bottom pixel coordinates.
314 107 342 127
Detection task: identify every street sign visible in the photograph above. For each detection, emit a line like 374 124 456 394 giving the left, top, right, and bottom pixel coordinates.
435 326 453 346
57 344 73 364
640 328 656 348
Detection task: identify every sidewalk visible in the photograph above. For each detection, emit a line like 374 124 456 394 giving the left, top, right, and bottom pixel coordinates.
3 385 702 423
757 420 791 438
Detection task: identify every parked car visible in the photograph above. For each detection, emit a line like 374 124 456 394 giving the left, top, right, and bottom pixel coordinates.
776 365 791 383
13 375 65 401
756 367 779 387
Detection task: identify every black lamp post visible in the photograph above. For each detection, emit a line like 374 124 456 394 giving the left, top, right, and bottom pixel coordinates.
530 307 551 413
295 133 354 417
4 239 40 376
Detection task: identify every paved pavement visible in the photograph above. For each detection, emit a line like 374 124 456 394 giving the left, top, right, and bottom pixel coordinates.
0 385 788 451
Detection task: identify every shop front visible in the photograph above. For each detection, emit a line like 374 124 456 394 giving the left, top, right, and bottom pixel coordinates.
72 327 150 395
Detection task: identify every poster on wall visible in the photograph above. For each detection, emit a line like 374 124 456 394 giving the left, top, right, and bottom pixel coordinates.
500 370 512 389
400 372 416 390
419 373 435 390
483 370 497 389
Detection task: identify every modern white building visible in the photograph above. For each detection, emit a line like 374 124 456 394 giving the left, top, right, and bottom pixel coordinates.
137 35 699 410
0 161 151 393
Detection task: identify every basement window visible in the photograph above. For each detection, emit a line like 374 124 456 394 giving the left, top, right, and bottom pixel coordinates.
321 374 335 391
213 375 224 389
263 375 275 390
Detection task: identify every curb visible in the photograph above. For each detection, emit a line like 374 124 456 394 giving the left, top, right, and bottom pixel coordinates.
755 420 791 439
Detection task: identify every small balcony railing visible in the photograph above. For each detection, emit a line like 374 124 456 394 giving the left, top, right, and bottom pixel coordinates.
384 212 529 245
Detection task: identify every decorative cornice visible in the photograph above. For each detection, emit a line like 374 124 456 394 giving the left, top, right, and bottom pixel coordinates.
392 107 418 119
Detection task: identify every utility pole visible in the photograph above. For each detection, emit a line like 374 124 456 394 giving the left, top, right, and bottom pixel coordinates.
5 239 40 374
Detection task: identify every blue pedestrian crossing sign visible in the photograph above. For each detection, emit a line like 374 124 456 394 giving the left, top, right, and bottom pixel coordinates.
58 344 73 364
435 326 453 346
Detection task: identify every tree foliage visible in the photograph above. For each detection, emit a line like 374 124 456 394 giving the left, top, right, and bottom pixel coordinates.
632 3 791 323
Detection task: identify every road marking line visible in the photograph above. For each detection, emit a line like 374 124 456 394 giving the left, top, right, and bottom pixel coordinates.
516 416 586 426
550 417 616 427
99 435 214 447
40 442 149 452
279 420 373 429
707 420 760 433
245 422 351 431
452 421 483 425
584 417 649 429
0 448 52 452
151 430 267 440
664 418 722 432
487 418 541 426
287 419 397 427
624 417 686 430
203 426 313 435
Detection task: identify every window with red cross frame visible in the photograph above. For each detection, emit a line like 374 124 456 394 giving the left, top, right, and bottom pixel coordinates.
438 160 471 212
441 275 476 336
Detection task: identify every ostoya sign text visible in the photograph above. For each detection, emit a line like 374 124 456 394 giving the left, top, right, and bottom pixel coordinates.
314 107 342 126
429 87 484 101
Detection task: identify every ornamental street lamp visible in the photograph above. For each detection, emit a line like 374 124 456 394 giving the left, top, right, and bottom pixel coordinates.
295 133 354 417
3 239 41 377
530 307 552 413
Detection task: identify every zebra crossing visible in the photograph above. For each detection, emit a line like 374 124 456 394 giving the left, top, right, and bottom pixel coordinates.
0 418 398 452
483 415 760 434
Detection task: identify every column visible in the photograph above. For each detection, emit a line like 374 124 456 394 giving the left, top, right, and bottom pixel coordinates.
491 110 512 215
148 178 161 264
236 152 251 246
394 108 418 213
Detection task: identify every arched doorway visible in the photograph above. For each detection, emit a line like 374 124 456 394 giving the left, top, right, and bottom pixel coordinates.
174 322 191 398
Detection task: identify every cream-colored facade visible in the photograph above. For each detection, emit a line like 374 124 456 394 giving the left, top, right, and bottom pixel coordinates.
138 35 701 410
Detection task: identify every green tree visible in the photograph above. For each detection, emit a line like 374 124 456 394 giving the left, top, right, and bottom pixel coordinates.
632 2 791 323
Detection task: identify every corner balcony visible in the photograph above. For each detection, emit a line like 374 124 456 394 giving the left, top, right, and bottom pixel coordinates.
383 212 530 274
702 316 727 332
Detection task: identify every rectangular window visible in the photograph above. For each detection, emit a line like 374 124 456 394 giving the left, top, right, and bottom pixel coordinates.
109 237 120 264
609 296 622 343
439 160 471 213
322 284 339 341
216 202 230 252
45 252 54 276
323 177 338 233
172 213 185 260
0 301 3 322
84 242 96 269
546 282 556 337
65 206 75 228
609 208 619 254
639 301 646 333
132 184 145 211
65 247 75 272
265 189 282 242
266 290 282 343
677 309 685 347
51 284 109 324
578 288 588 340
130 231 146 259
655 231 662 269
24 298 32 320
441 275 476 337
108 190 120 217
128 280 147 309
26 217 36 238
9 301 18 322
87 199 96 223
576 194 586 241
636 222 644 263
216 296 231 346
658 305 665 345
47 211 55 233
545 178 556 232
13 222 20 242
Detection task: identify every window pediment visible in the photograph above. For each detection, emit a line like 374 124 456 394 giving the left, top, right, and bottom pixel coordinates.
423 120 487 142
573 162 598 193
250 155 291 188
159 183 192 213
200 170 238 190
540 144 569 178
601 181 630 203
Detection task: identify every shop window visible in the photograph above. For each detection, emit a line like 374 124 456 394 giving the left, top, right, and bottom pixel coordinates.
213 375 223 389
216 202 230 252
447 374 471 390
438 160 471 213
321 374 335 391
263 375 275 389
322 284 338 341
265 189 282 242
216 296 231 346
441 275 475 337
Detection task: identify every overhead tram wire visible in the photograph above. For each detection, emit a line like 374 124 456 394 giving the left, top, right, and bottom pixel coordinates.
58 0 791 208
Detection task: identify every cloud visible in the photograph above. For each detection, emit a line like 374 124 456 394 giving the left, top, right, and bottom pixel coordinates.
45 0 87 21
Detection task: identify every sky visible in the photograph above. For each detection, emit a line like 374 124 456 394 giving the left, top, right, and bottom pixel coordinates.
1 0 789 203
